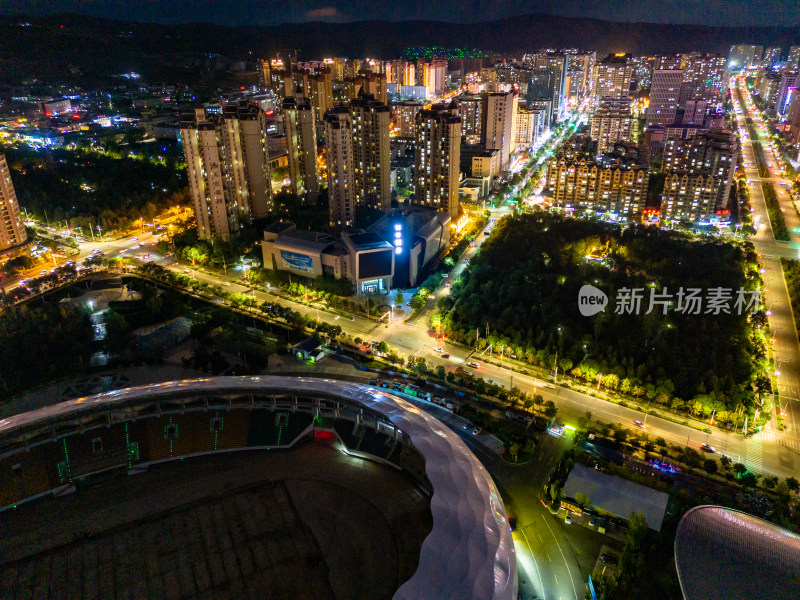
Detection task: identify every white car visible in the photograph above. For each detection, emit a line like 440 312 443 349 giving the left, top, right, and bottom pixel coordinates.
433 347 444 353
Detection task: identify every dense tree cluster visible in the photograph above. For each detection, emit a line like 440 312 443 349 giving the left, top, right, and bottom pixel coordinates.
751 141 770 179
761 182 790 241
441 214 767 415
0 303 94 395
3 142 187 233
781 258 800 336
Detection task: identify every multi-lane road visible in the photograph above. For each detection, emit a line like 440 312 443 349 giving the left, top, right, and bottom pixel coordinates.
732 78 800 479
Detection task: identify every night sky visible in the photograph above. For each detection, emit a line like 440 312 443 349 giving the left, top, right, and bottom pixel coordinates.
0 0 798 28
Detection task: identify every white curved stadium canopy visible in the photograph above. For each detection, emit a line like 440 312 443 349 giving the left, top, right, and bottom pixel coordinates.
0 376 518 600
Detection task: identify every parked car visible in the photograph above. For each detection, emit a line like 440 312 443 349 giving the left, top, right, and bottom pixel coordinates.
600 553 618 565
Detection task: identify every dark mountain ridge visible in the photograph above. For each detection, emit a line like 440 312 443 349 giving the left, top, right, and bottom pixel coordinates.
1 12 799 84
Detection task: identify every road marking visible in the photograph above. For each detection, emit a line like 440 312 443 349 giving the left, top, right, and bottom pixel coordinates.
547 553 551 563
541 514 580 599
520 529 546 600
554 574 558 585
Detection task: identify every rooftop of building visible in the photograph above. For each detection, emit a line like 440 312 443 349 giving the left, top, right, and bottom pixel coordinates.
675 506 800 600
562 463 669 530
344 231 391 250
368 206 451 238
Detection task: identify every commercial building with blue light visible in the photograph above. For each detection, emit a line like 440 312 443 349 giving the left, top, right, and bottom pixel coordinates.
261 207 450 296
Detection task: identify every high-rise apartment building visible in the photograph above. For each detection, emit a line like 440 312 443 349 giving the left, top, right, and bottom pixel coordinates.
653 54 683 71
590 99 633 155
592 54 634 100
323 106 356 228
729 45 762 68
456 95 483 144
414 103 462 218
755 71 782 108
762 47 782 67
647 70 683 126
324 92 391 227
660 128 738 219
682 99 708 126
180 104 272 241
513 100 541 150
481 91 516 173
419 59 447 96
529 52 569 117
786 92 800 148
776 73 798 116
660 173 724 221
545 157 647 217
0 153 27 251
394 100 423 137
385 60 416 87
350 92 391 215
282 92 319 202
789 47 800 69
310 69 334 122
680 53 728 106
356 71 388 104
566 51 596 98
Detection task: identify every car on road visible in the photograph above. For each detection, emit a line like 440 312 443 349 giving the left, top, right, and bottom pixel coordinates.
445 281 451 287
223 282 231 286
565 512 572 525
700 443 716 453
462 422 472 430
483 231 490 236
433 347 444 353
471 242 476 247
466 361 480 368
440 353 450 359
463 258 468 263
600 553 618 565
633 420 646 429
471 427 482 436
132 237 137 241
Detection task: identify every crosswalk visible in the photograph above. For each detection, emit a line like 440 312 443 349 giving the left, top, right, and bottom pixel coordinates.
759 431 800 453
744 437 763 473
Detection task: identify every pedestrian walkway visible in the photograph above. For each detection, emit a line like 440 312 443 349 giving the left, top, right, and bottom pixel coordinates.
744 437 763 473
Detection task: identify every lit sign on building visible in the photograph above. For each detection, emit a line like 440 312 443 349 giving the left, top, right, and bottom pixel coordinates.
280 250 315 274
394 222 403 254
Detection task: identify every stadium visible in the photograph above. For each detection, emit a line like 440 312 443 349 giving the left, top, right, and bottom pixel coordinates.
0 376 517 600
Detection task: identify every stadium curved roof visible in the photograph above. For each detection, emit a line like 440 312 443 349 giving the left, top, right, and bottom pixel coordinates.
674 505 800 600
0 376 517 600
